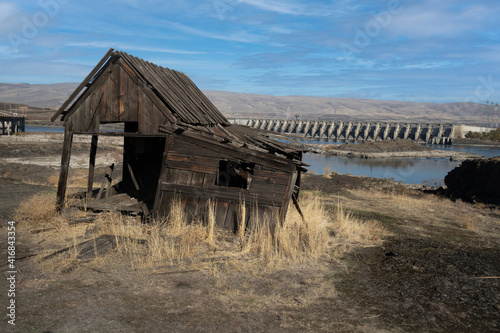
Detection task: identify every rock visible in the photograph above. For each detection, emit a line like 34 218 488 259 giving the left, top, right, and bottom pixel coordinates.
444 157 500 205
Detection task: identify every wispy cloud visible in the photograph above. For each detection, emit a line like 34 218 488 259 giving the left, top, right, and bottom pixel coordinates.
163 20 262 43
0 2 17 21
66 41 206 55
388 2 491 38
238 0 304 15
0 2 21 36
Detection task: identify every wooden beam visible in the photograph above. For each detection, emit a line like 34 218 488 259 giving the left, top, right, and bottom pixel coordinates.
280 170 297 225
127 163 140 191
87 135 98 200
56 122 74 210
153 135 174 213
51 48 114 122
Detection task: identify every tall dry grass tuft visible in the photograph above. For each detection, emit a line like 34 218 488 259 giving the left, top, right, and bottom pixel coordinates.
242 196 330 264
14 192 58 228
329 197 386 258
333 198 384 243
244 210 273 258
167 195 186 234
237 199 247 249
102 198 209 268
206 199 216 247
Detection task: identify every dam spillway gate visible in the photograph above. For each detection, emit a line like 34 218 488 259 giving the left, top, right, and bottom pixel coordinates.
241 119 456 144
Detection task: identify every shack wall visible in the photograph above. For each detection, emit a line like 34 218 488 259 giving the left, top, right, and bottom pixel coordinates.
69 59 171 135
155 136 297 230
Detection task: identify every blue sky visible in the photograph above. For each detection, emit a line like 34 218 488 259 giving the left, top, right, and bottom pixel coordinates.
1 0 499 103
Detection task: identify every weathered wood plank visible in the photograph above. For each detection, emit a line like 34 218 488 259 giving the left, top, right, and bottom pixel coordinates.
224 202 236 231
51 48 114 122
56 122 74 210
140 90 154 134
63 62 116 123
159 125 296 172
121 54 182 123
127 163 140 191
153 135 173 213
167 152 219 165
280 170 298 224
252 171 290 186
159 183 282 206
87 135 98 199
118 64 124 119
165 161 218 174
168 169 194 186
184 195 201 222
190 172 205 187
215 200 229 229
202 173 217 188
116 55 171 125
248 182 288 194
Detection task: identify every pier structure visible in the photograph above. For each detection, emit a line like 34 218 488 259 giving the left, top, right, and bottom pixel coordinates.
0 114 25 135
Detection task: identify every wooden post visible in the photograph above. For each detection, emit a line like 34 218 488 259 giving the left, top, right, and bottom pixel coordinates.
87 135 98 200
279 170 298 225
153 135 173 214
56 122 74 211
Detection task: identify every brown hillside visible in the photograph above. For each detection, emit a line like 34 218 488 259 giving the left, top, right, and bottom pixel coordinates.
0 82 493 125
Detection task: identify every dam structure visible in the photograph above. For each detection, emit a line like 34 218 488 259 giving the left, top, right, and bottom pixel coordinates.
233 119 457 144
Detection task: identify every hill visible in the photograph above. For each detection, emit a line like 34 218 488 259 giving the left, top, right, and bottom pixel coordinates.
0 82 494 125
0 83 79 109
203 90 491 125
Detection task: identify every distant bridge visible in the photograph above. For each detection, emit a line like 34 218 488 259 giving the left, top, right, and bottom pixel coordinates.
230 118 470 144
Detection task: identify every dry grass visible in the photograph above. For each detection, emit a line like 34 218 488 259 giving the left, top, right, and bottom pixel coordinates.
345 187 491 236
332 201 385 243
327 195 386 259
93 198 212 269
14 191 59 227
17 191 388 273
237 196 330 266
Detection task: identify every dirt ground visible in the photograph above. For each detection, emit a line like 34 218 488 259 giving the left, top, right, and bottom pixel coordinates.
1 133 500 332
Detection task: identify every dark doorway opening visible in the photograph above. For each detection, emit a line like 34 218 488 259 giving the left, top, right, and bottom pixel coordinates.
122 136 165 209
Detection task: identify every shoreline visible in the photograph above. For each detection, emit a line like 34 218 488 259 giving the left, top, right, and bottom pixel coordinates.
319 146 478 161
20 124 500 160
298 141 481 161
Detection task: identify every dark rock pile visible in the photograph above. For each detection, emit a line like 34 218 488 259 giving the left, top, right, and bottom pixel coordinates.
445 157 500 204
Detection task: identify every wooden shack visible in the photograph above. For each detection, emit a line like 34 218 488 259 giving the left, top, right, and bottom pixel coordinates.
51 49 306 231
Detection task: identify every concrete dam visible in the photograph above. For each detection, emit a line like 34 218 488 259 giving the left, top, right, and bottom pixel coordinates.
238 119 457 144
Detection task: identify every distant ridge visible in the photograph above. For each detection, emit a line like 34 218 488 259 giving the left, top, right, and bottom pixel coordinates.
0 82 79 109
0 82 494 125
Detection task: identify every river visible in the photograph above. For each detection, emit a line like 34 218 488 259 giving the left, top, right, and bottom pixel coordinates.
303 143 500 185
26 126 500 185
